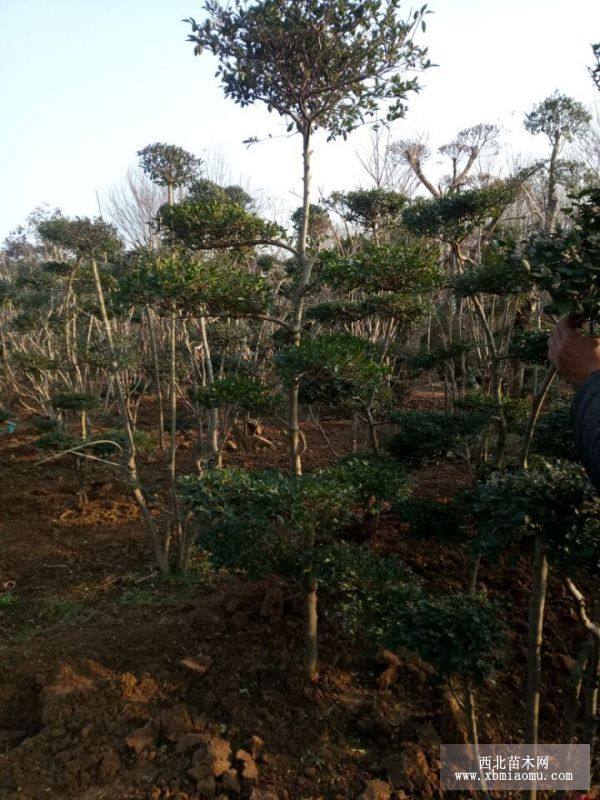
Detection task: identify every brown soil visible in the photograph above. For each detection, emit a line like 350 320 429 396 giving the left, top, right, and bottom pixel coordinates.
0 398 597 800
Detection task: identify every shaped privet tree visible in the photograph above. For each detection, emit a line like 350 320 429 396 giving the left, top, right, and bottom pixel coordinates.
524 93 591 232
186 0 431 478
137 144 202 549
474 460 600 795
185 0 430 680
136 143 201 452
137 143 201 206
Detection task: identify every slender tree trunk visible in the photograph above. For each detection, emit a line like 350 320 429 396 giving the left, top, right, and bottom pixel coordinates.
520 366 556 469
168 307 181 556
526 536 548 747
289 123 319 682
546 133 561 232
91 257 169 574
199 316 221 468
147 306 165 451
288 125 313 478
583 637 599 745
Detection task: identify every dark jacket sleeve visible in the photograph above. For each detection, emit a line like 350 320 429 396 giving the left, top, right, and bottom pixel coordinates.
571 369 600 491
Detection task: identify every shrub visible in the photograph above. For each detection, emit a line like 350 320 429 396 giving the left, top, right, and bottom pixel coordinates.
394 496 470 542
36 431 82 452
387 409 482 465
51 392 101 413
473 459 600 569
11 352 58 372
31 416 59 434
400 341 473 376
451 253 534 298
530 406 578 461
454 391 530 432
385 593 504 683
192 375 284 416
322 453 411 514
507 329 551 365
276 333 389 409
179 467 356 578
528 187 600 320
90 429 155 457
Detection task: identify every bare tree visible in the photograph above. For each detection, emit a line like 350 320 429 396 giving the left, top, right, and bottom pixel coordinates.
102 168 164 249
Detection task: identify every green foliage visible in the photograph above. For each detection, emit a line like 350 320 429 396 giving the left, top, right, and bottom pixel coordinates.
122 251 272 316
37 215 122 258
524 92 591 143
315 543 420 629
291 204 332 245
179 467 355 578
187 178 254 209
591 43 600 91
527 187 600 319
454 391 530 431
388 409 482 465
473 459 600 569
322 453 411 513
90 429 155 457
35 431 82 452
0 592 17 610
329 188 407 228
394 496 470 541
384 593 504 683
11 352 58 373
82 335 141 371
158 198 285 252
400 341 472 375
451 251 534 297
320 239 441 293
306 293 427 326
51 392 101 413
137 142 201 188
41 260 73 276
30 416 59 434
187 0 431 140
402 181 521 242
192 375 284 416
507 329 550 365
276 333 389 407
530 406 578 461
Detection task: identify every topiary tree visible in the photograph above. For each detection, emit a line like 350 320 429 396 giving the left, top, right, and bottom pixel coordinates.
528 186 600 321
524 93 591 231
322 453 411 537
328 187 407 238
387 408 484 466
137 143 201 205
473 459 600 749
186 0 431 488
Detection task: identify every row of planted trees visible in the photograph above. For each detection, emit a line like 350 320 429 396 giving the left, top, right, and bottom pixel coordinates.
1 0 599 790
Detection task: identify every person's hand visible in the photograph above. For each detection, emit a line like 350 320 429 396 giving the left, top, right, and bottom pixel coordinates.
548 316 600 387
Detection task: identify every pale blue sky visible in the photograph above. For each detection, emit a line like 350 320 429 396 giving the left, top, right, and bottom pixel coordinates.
0 0 598 240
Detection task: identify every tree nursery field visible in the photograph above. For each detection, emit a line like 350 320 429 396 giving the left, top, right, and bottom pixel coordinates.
0 2 599 799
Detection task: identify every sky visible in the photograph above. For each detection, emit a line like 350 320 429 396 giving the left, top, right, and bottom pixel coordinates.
0 0 598 240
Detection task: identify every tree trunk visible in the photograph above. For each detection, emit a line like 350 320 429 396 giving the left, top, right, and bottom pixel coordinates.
288 125 313 477
525 535 548 747
146 306 165 451
199 316 221 468
168 307 181 557
520 367 556 469
91 257 169 574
